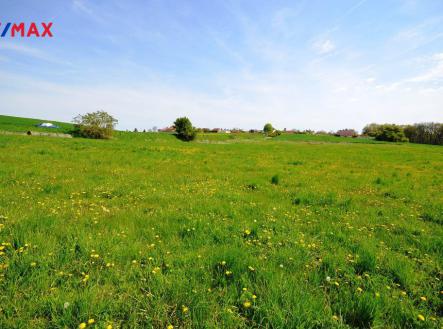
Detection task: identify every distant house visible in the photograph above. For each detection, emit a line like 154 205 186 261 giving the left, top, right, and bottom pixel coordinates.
36 122 59 128
335 129 358 137
158 126 175 133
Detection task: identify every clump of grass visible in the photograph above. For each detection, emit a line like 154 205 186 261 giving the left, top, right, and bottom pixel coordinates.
271 175 279 185
374 177 384 185
341 293 377 329
354 248 376 274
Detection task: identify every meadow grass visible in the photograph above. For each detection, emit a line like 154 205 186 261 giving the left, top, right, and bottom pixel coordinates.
0 115 74 134
0 118 442 328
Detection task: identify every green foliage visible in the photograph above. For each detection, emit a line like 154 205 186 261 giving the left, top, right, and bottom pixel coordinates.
267 130 282 137
263 123 274 135
374 124 408 142
364 122 442 145
362 123 381 137
73 111 117 139
173 117 197 141
404 122 443 145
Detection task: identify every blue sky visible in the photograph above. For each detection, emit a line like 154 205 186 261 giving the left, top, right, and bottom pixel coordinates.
1 0 442 131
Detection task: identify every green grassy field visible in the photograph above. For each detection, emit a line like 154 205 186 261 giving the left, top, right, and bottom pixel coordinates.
0 115 74 134
0 116 442 328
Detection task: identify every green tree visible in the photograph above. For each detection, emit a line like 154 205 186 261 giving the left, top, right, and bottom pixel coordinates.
73 111 117 139
174 117 197 141
263 123 274 135
362 123 381 137
374 124 408 142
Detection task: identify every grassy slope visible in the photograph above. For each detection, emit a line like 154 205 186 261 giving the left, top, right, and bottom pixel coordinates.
0 115 74 134
0 119 442 328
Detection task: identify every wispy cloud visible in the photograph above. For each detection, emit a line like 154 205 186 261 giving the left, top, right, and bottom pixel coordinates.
0 43 72 66
72 0 106 24
407 53 443 83
313 39 336 55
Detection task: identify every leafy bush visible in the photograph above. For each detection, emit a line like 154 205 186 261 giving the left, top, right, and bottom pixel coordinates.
173 117 197 141
267 130 281 137
72 111 117 139
374 124 408 142
263 123 274 135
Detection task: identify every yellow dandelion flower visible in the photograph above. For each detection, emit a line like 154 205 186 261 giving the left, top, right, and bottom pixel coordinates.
417 314 425 321
106 325 113 329
243 301 251 308
167 325 174 329
87 318 95 324
332 315 339 321
79 323 87 329
420 296 427 301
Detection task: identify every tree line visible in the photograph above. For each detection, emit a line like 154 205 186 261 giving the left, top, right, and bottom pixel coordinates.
363 123 443 145
71 111 442 146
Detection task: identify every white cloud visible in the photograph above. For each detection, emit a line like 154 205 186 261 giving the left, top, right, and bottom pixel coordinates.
2 63 442 133
313 39 336 55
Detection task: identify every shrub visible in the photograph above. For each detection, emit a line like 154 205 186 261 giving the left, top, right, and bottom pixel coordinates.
263 123 274 135
173 117 197 141
267 130 281 137
72 111 117 139
374 124 408 142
